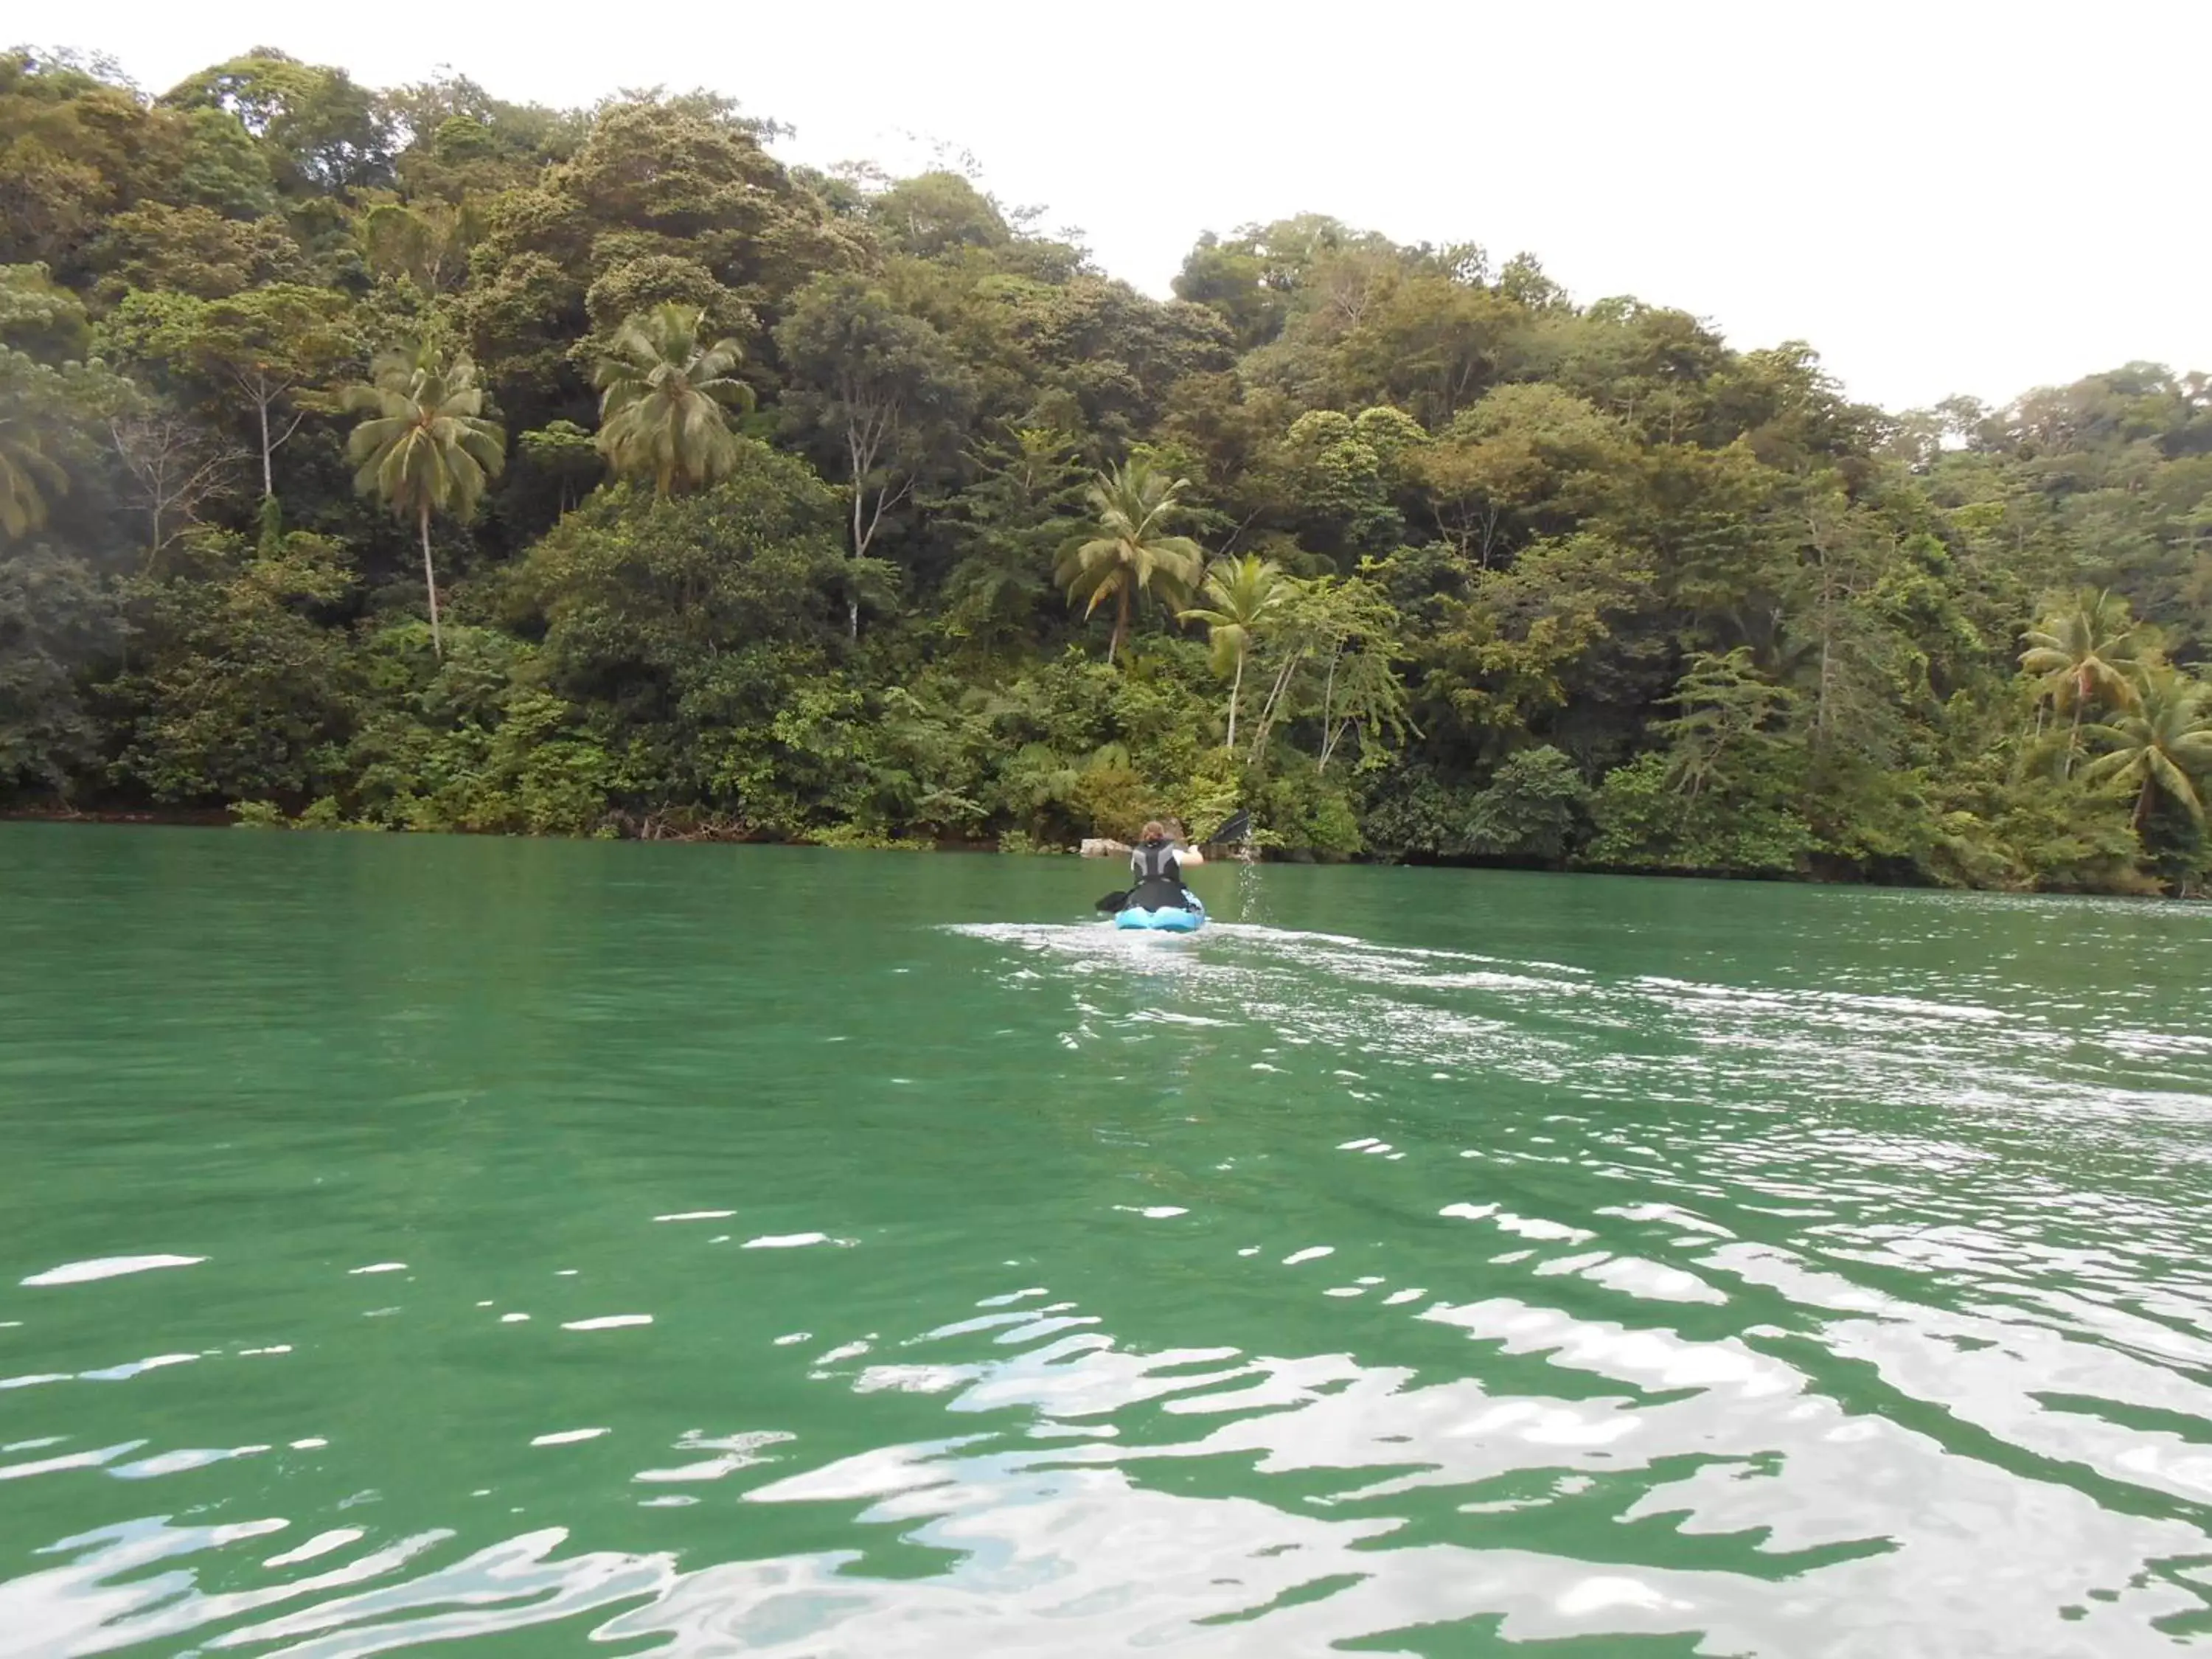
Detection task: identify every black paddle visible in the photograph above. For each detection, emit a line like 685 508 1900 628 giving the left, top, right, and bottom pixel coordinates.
1093 811 1251 913
1208 808 1252 846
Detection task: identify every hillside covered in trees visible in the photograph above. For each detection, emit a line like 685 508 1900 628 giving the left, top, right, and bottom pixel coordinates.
4 47 2209 891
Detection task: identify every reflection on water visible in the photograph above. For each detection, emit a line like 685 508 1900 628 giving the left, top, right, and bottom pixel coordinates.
4 833 2212 1655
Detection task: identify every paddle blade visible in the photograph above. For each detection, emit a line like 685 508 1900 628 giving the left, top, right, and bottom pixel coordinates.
1095 891 1129 914
1204 809 1251 845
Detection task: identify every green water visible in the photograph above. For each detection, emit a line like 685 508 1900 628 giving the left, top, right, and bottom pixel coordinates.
5 827 2212 1656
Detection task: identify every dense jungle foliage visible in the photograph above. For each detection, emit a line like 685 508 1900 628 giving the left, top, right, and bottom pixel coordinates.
4 47 2209 890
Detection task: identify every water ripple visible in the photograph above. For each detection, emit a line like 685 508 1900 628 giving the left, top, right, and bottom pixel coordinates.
7 854 2212 1654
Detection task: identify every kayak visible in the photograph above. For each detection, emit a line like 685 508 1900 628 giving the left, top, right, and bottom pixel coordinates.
1114 892 1206 933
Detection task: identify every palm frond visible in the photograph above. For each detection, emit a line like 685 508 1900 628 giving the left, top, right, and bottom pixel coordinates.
591 303 750 493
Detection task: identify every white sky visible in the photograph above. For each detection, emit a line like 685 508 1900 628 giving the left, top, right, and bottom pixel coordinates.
61 0 2210 414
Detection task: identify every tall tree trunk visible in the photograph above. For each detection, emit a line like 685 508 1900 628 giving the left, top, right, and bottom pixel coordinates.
1816 633 1834 750
257 397 273 499
1317 650 1340 771
1249 653 1303 765
1109 583 1130 664
1225 649 1244 750
420 504 442 658
2064 698 2083 778
847 452 866 641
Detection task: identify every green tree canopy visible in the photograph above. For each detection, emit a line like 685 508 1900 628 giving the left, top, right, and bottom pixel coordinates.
1 49 2208 887
1057 458 1206 664
776 273 975 632
592 303 754 495
100 284 358 499
1181 554 1293 749
0 406 67 538
2020 585 2143 775
2082 667 2212 826
344 343 505 656
161 49 397 194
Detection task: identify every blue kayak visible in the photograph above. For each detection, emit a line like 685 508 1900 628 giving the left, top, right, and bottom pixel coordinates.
1114 892 1206 933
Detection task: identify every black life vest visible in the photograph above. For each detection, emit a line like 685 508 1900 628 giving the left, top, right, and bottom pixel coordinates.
1130 838 1180 882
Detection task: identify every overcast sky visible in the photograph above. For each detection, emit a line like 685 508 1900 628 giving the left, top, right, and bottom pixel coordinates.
60 0 2209 414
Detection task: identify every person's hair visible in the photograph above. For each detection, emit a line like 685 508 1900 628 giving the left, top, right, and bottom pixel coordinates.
1139 820 1166 842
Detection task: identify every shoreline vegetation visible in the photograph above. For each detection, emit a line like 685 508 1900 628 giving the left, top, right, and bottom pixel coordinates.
4 795 2205 900
3 52 2208 896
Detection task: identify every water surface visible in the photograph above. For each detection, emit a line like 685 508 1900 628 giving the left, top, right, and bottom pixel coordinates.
4 826 2212 1655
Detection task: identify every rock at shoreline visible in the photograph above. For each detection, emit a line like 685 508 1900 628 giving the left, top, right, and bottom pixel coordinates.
1080 838 1129 859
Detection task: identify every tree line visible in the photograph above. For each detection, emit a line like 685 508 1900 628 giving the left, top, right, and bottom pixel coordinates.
3 46 2209 891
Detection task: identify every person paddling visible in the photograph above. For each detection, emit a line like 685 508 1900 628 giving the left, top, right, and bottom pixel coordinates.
1127 820 1194 912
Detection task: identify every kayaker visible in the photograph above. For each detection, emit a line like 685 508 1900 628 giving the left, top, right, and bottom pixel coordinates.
1127 821 1192 911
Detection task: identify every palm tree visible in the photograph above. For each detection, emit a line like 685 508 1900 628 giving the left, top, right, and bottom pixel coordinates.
0 414 67 539
2020 588 2142 775
1181 554 1293 750
344 343 505 658
2081 667 2212 827
593 304 754 495
1056 458 1206 664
